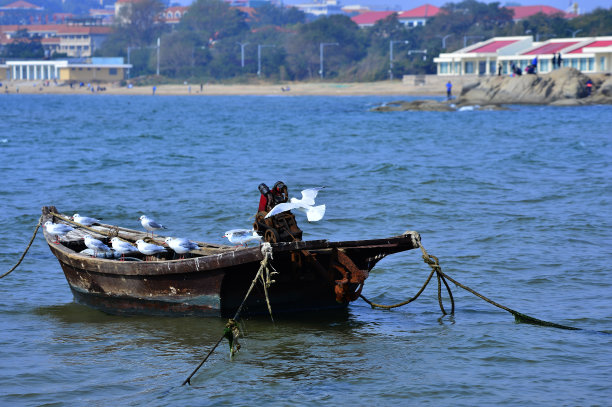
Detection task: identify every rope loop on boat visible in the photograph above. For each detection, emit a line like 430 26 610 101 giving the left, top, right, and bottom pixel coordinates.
361 240 582 331
1 215 43 279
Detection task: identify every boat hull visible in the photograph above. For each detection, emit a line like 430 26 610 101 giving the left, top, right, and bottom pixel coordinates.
42 206 420 317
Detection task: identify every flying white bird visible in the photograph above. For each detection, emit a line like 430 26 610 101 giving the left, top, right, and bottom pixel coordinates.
164 237 199 259
264 187 326 222
110 237 138 260
139 215 166 236
135 239 166 257
84 235 111 257
223 229 263 246
44 221 74 243
71 213 101 226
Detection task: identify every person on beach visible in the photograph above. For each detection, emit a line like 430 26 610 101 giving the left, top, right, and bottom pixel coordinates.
446 81 452 99
498 63 502 76
152 86 156 95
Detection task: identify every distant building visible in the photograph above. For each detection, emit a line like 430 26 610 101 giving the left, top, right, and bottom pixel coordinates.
292 0 343 17
1 57 132 82
351 11 396 28
0 24 112 57
0 1 44 12
505 5 577 21
397 4 440 27
434 36 612 75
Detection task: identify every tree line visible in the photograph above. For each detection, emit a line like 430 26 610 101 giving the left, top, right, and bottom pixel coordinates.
3 0 611 82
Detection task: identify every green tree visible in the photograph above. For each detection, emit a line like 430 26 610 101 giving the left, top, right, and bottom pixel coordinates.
2 29 45 59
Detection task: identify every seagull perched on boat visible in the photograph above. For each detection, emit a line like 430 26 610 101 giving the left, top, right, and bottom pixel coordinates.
135 239 166 257
71 213 101 226
44 221 74 244
223 229 263 246
84 235 111 257
264 187 326 222
110 237 138 261
164 237 199 259
139 215 166 237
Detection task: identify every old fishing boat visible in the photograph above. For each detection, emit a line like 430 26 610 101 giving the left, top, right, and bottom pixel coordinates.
41 205 420 317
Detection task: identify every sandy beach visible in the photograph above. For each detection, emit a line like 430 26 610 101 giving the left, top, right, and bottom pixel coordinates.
1 77 457 96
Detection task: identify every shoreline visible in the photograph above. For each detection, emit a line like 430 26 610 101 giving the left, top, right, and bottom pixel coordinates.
0 80 448 96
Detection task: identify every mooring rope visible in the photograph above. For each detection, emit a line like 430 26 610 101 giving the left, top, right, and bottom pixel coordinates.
182 243 275 386
1 215 43 279
362 242 581 331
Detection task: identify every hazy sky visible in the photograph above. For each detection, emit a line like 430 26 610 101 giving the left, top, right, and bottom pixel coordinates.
174 0 609 14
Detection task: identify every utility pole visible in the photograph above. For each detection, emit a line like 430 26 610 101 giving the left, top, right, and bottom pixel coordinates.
237 42 249 68
257 44 275 77
156 37 160 76
319 42 339 79
389 40 409 80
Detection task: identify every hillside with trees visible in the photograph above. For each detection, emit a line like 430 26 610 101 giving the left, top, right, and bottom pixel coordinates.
91 0 612 82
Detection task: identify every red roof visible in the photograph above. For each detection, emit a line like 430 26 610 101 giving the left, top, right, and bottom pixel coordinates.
0 1 43 10
506 5 575 20
351 11 396 25
398 4 440 18
568 40 612 54
522 41 579 55
469 40 518 53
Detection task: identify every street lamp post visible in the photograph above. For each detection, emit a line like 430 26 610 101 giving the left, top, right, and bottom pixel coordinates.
319 42 339 79
568 28 582 38
436 34 453 49
237 42 249 68
257 44 275 77
408 49 428 61
389 40 409 80
156 37 160 76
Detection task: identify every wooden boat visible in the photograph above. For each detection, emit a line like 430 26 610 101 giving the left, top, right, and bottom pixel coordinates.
41 206 421 317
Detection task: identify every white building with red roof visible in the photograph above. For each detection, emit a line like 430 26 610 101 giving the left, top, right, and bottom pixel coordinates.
434 36 532 76
435 36 612 76
505 5 577 21
397 4 440 28
350 11 396 28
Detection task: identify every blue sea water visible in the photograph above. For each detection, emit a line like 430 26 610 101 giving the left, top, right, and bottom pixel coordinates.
0 94 611 406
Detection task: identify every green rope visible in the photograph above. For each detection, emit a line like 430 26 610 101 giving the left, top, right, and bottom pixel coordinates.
1 215 43 279
362 242 582 331
182 245 275 386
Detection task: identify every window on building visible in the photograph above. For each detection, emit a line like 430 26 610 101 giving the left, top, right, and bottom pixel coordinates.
587 58 594 71
109 68 118 75
489 61 496 75
571 58 578 68
600 57 605 72
540 60 549 72
439 62 449 74
465 61 474 73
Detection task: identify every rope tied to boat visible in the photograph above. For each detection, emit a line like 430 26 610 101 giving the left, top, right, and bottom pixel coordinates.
361 241 582 331
182 242 277 386
1 215 43 279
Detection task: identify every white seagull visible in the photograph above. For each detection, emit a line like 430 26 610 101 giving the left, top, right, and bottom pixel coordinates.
164 237 199 259
44 221 74 243
139 215 166 236
135 239 166 257
110 237 138 261
264 187 326 222
71 213 101 226
223 229 263 246
84 235 111 257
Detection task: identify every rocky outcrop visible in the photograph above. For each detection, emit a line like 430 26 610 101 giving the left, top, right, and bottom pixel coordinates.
457 68 612 106
371 100 509 112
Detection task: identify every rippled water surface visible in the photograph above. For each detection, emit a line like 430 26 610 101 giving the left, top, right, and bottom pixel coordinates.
1 94 611 406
